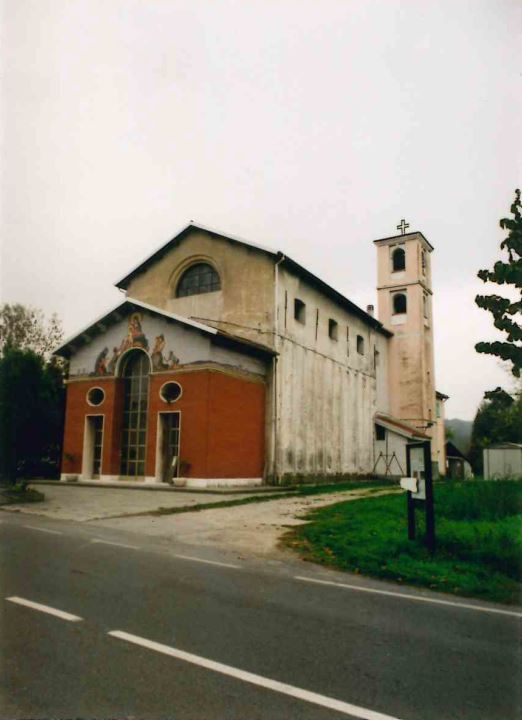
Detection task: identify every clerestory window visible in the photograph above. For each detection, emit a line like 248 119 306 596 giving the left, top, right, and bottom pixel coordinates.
294 298 306 324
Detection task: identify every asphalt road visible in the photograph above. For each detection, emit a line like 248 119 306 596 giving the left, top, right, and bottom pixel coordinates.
0 513 520 720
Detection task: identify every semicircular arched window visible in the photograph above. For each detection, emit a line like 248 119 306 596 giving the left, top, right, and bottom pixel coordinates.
392 247 406 272
176 263 221 298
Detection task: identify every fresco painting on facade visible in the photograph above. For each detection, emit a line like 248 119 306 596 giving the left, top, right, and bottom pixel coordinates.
90 314 179 377
151 333 179 371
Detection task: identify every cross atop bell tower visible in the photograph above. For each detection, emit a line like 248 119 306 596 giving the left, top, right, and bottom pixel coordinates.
396 218 410 235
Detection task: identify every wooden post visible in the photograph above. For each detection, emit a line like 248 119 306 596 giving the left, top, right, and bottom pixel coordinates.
406 442 416 540
423 440 436 554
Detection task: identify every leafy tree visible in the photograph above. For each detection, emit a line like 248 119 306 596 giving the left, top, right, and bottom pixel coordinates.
475 189 522 377
0 348 65 483
0 305 66 484
0 303 63 360
468 386 522 474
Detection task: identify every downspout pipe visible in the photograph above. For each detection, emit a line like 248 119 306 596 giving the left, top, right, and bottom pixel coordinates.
272 253 285 484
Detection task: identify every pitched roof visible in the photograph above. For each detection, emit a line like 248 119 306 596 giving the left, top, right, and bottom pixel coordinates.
445 441 470 461
373 230 434 252
54 298 276 362
115 222 392 337
486 442 522 450
374 413 429 439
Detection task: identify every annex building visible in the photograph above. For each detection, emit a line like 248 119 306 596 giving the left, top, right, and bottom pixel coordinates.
56 223 447 487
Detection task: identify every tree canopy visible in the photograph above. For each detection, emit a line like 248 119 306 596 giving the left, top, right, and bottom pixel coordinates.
475 189 522 377
0 303 63 360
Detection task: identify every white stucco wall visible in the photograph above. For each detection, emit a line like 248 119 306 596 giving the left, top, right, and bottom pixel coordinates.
373 428 409 477
483 447 522 479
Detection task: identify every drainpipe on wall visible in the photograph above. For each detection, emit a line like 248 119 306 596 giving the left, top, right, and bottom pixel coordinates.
273 253 285 484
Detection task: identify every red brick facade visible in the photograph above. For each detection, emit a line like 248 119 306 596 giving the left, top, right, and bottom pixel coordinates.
62 369 266 480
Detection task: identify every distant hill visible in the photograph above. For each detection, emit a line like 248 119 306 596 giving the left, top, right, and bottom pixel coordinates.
445 418 473 455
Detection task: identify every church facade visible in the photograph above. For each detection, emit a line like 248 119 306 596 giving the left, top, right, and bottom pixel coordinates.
56 223 446 487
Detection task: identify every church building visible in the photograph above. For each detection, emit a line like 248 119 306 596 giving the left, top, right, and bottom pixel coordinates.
55 222 446 487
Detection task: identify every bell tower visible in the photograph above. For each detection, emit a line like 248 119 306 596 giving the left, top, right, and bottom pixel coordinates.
374 223 439 467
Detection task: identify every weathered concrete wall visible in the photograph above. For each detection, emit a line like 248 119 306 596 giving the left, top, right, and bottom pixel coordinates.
271 267 385 479
124 229 276 347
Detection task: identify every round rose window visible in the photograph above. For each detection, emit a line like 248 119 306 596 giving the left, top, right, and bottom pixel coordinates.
160 381 182 403
87 387 105 406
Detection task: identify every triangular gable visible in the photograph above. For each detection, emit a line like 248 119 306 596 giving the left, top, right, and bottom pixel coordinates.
114 222 391 336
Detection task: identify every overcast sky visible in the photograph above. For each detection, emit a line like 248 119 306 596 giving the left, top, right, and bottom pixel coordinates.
1 0 520 420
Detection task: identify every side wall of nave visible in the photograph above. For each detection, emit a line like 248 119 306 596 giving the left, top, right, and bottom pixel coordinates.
269 267 390 481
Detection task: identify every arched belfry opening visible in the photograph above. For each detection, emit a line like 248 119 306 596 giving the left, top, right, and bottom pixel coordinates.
392 247 406 272
119 349 150 477
393 292 407 315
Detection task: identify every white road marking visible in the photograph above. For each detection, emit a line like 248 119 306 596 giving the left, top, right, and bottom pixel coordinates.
6 596 82 622
108 630 402 720
173 553 239 569
295 576 522 618
23 525 63 535
91 539 139 550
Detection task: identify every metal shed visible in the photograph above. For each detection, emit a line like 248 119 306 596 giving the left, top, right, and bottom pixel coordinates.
483 443 522 479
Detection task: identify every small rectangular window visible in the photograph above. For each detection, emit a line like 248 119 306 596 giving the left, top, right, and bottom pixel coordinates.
375 424 386 441
346 327 350 356
357 335 364 355
328 319 338 341
294 298 306 324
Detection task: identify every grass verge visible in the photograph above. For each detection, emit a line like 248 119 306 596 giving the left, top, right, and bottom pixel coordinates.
0 483 45 505
283 480 522 605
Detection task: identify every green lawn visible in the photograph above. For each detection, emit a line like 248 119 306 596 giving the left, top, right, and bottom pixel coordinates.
283 480 522 605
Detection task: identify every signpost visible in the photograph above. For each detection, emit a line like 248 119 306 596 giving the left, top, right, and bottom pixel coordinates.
403 440 435 553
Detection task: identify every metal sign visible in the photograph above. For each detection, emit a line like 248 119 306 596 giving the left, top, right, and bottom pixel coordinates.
405 440 435 553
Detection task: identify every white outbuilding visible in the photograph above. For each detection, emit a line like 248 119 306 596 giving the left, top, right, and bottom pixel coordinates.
483 443 522 479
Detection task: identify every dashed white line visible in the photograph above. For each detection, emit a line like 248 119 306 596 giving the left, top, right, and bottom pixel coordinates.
295 576 522 618
173 553 240 569
108 630 402 720
6 596 82 622
23 525 63 535
91 539 140 550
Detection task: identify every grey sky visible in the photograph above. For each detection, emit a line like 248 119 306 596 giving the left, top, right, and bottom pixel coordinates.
1 0 520 420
